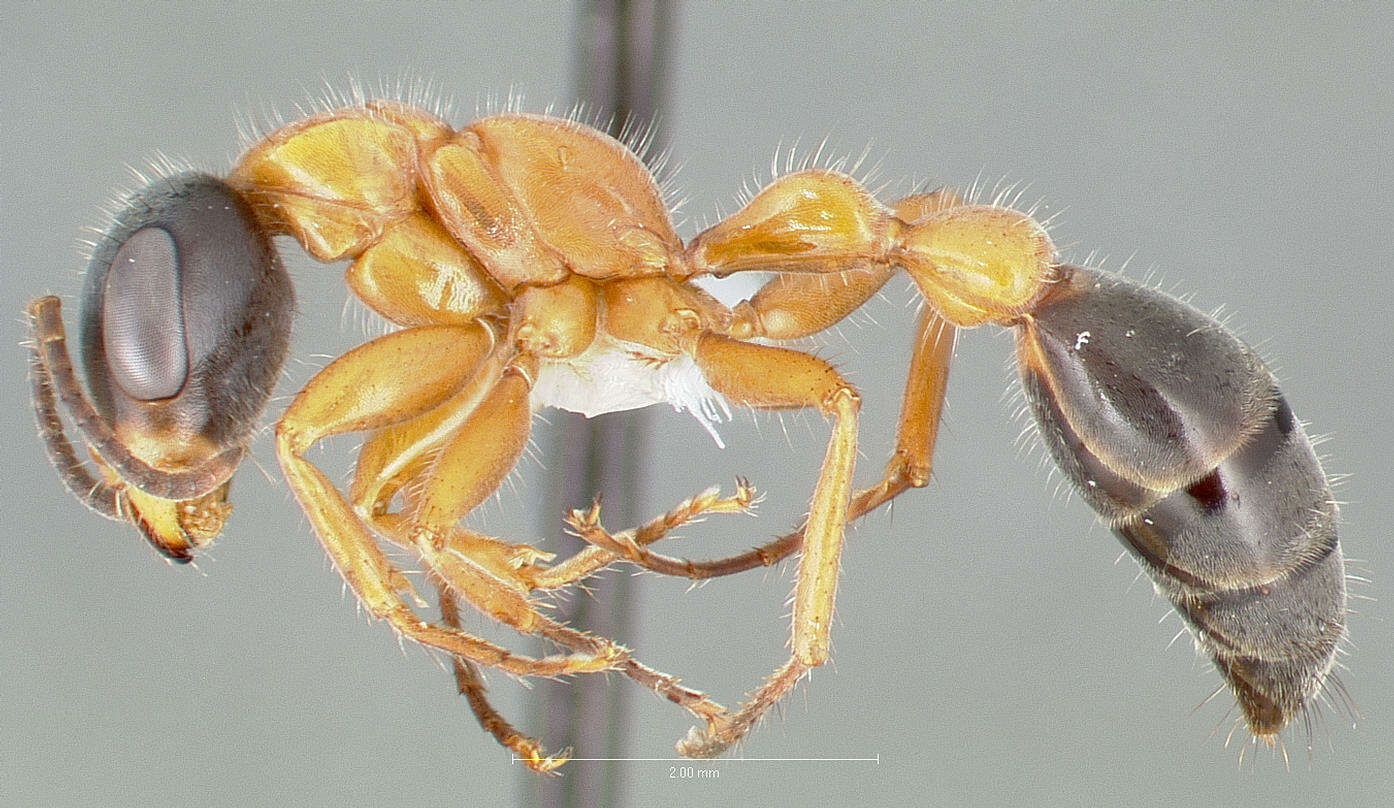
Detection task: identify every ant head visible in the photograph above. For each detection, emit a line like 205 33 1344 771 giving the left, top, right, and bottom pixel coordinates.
32 173 292 560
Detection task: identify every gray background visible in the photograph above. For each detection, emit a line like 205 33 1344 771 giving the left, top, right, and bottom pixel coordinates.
3 3 1390 806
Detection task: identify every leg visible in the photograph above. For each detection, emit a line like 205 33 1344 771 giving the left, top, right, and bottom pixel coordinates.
554 306 951 754
704 185 964 529
282 436 611 677
315 328 724 724
368 348 628 667
275 325 622 677
567 186 961 580
567 295 957 582
370 511 727 736
848 305 956 513
676 333 862 756
349 349 509 523
437 584 569 774
540 480 762 587
371 385 728 727
725 265 896 340
677 313 953 756
719 190 965 341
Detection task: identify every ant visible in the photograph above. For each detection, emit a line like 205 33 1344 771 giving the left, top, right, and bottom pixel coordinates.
28 98 1346 771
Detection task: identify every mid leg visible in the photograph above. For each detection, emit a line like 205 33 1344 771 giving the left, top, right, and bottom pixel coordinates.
549 480 763 583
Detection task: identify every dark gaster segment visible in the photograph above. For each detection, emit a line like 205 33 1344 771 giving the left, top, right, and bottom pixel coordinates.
1015 265 1344 739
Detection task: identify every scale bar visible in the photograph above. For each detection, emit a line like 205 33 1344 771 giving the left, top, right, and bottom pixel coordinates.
514 755 880 763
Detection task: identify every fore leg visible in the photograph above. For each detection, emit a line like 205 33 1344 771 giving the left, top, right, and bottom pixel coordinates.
275 324 622 677
367 512 728 735
372 369 727 727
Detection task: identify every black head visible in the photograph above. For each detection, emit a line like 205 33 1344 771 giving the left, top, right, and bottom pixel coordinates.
29 172 292 560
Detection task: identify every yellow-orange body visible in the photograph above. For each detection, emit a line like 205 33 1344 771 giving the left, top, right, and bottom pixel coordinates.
222 101 1061 768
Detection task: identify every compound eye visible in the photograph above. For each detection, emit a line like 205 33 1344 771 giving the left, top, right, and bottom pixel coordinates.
103 226 189 400
81 172 292 446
